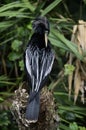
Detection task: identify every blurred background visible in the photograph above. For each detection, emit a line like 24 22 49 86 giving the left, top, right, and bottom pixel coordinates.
0 0 86 130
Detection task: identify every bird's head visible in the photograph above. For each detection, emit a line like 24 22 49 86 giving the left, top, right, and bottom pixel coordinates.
32 16 50 47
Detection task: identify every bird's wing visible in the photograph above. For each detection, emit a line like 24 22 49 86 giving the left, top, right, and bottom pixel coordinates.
37 49 55 91
25 46 55 92
25 46 37 91
25 47 32 78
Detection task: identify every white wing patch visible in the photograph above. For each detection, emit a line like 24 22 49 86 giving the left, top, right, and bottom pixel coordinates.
25 49 32 77
44 52 55 77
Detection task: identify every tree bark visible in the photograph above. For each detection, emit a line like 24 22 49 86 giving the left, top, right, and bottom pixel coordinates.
11 82 60 130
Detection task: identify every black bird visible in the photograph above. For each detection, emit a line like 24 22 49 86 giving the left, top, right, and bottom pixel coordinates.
24 16 55 122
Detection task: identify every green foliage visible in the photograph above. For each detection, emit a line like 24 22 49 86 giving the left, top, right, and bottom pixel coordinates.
54 90 86 130
11 40 22 52
0 111 18 130
50 30 83 61
69 122 78 130
0 75 16 86
8 52 21 61
41 0 62 16
69 122 86 130
0 112 10 127
0 0 86 130
0 97 4 102
64 64 75 75
19 60 24 71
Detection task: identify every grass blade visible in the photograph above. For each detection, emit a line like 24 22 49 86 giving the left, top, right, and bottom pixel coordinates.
41 0 62 16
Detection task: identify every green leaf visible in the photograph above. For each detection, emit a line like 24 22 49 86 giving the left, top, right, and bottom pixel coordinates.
83 0 86 4
65 112 76 121
0 112 10 126
0 1 34 13
0 75 8 81
79 126 86 130
64 64 75 75
41 0 62 16
0 81 16 85
60 123 71 130
0 11 29 18
0 97 4 102
69 122 78 130
49 34 69 50
51 29 83 61
8 52 21 61
11 40 22 52
0 21 12 28
21 1 35 12
19 60 24 71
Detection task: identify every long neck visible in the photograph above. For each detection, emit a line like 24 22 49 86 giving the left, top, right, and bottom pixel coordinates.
30 33 46 49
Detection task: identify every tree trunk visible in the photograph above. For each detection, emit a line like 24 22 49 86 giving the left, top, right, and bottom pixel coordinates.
11 82 60 130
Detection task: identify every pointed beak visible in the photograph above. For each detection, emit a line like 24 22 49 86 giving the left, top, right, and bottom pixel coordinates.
45 31 48 47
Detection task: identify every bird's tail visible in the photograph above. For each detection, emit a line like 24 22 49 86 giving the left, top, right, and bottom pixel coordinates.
25 92 40 122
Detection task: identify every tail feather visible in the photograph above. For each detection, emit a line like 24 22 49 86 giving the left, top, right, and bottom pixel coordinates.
25 92 40 122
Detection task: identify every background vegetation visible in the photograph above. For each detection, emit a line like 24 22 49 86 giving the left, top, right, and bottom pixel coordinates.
0 0 86 130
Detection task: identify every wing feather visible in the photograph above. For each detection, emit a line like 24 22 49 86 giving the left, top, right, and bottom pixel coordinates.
39 49 55 84
44 51 55 77
25 48 32 77
25 46 55 92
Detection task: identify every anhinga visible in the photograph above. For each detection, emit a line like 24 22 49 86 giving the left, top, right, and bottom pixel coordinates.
24 16 55 122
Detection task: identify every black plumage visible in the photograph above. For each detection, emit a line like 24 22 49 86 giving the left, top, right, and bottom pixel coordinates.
24 16 55 122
